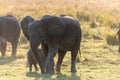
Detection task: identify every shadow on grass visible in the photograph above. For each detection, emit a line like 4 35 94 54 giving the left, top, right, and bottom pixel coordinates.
26 72 54 80
55 73 81 80
26 72 42 78
0 56 17 65
26 72 81 80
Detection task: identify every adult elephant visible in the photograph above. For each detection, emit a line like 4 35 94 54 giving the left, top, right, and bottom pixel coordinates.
0 15 20 57
28 15 82 74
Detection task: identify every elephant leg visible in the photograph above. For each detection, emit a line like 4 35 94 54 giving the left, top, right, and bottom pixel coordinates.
1 44 7 57
11 41 18 57
30 41 45 74
28 55 32 72
41 42 48 57
41 43 48 72
56 50 66 73
71 49 78 73
29 63 32 72
1 49 6 57
34 63 39 71
45 45 58 75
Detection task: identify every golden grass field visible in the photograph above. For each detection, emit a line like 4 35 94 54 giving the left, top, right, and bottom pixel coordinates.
0 0 120 80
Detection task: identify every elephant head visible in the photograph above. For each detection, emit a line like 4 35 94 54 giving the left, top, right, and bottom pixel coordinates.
29 15 65 45
20 16 34 41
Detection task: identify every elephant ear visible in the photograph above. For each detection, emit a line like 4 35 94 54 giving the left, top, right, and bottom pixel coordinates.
41 16 65 38
20 16 34 41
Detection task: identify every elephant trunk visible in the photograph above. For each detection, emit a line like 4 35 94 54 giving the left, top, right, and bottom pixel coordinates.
30 39 45 73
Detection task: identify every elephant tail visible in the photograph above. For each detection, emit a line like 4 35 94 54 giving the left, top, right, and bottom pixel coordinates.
112 29 119 46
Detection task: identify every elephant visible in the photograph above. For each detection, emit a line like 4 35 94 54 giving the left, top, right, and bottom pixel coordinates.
0 37 7 56
28 15 82 74
20 16 34 41
0 15 21 57
27 48 45 72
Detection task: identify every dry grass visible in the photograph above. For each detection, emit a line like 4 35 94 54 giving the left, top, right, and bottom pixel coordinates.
0 0 120 80
0 0 120 25
0 39 120 80
0 0 119 42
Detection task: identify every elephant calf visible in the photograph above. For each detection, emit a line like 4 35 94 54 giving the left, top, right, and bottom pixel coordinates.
0 37 7 57
27 48 45 72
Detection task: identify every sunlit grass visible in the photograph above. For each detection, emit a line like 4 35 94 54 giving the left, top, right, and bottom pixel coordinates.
0 0 120 80
0 36 120 80
0 0 120 26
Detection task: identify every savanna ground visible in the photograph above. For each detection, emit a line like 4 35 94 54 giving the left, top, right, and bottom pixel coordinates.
0 0 120 80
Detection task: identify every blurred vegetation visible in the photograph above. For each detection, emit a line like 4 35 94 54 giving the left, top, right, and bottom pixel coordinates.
0 0 120 24
106 29 119 45
0 0 119 44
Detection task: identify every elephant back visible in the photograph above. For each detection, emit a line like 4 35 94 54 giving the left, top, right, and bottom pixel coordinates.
0 16 20 42
41 15 65 38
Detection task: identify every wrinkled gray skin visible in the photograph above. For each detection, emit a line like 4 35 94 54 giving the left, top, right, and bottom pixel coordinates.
28 15 82 74
0 15 20 57
27 48 45 72
0 37 7 56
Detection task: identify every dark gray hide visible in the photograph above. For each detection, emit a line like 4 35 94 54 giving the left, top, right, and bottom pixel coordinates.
0 37 7 57
29 15 82 74
0 15 20 57
20 16 34 41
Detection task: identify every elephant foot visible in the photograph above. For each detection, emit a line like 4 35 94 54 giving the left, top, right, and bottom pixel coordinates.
45 62 55 75
56 68 61 74
56 71 61 74
45 70 55 75
11 54 16 57
71 69 77 73
46 66 55 75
